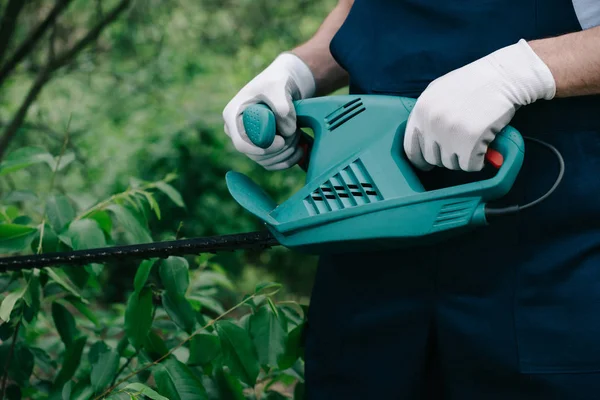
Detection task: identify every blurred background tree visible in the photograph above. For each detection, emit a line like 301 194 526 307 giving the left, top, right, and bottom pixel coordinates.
0 0 340 300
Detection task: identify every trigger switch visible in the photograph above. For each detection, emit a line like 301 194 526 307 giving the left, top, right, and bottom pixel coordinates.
485 149 503 169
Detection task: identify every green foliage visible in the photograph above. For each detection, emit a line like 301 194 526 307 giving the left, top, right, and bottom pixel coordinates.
0 145 308 398
0 1 334 397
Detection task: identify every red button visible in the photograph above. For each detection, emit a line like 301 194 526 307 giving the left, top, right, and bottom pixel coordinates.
485 148 503 169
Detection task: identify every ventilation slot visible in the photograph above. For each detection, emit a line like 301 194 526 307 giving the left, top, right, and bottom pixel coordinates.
304 159 381 215
432 199 478 228
324 98 366 131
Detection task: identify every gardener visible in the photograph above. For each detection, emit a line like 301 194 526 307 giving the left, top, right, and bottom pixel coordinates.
223 0 600 398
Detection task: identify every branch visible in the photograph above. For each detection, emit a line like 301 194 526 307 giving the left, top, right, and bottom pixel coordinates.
0 317 22 399
0 0 131 161
95 293 258 400
0 0 26 65
0 66 52 160
0 0 72 87
51 0 131 71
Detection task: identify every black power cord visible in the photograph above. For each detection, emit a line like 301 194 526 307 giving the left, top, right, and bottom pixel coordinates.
484 136 565 217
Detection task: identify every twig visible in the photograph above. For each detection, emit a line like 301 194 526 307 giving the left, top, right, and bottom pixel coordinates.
0 0 26 65
37 116 71 255
74 176 175 221
0 0 72 87
111 348 140 388
0 317 22 400
0 0 131 161
94 293 258 400
0 65 52 160
51 0 131 71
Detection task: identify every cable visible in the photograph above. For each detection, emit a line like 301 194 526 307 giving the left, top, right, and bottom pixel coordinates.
484 136 565 217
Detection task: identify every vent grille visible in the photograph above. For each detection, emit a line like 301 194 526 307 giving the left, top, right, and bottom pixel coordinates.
433 200 478 228
324 98 366 131
304 159 381 215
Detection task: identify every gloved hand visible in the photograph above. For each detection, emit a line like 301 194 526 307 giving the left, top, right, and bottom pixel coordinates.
223 52 316 170
404 39 556 172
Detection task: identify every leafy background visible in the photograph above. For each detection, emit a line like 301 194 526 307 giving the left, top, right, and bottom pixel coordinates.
0 0 339 398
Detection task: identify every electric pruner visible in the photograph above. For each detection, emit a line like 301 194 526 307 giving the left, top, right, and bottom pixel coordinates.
0 94 564 271
225 95 557 254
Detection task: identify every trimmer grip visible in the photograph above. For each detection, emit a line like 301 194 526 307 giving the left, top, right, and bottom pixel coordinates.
486 126 524 167
243 104 276 149
242 103 312 171
480 125 525 198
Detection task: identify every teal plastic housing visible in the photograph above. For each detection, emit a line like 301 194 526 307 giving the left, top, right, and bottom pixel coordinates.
226 95 525 254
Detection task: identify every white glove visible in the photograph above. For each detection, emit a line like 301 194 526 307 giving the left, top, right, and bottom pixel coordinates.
223 52 316 170
404 39 556 172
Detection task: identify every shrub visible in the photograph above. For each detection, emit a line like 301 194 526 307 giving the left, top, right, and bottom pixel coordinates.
0 146 307 399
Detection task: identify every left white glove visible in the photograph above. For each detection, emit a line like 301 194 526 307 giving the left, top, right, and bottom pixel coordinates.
404 39 556 172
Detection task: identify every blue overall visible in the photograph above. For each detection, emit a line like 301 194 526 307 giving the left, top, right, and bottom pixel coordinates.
303 1 600 399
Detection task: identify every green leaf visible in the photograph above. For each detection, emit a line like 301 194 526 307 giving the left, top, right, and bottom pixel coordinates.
143 330 169 361
66 219 106 250
46 195 76 233
88 341 110 365
0 205 19 222
52 301 78 346
0 223 38 253
23 270 41 322
278 304 304 331
155 181 185 208
162 292 196 334
62 380 73 400
2 190 37 204
188 333 221 366
31 346 57 372
45 268 87 303
91 349 120 394
134 259 155 293
54 151 76 171
192 270 235 292
64 377 94 400
249 305 287 368
87 210 112 236
105 393 129 400
159 257 189 295
31 223 59 254
64 295 99 327
0 343 34 386
0 147 55 175
154 358 208 400
123 383 169 400
277 322 305 370
124 287 154 348
106 204 152 244
188 295 225 316
254 282 282 297
54 336 87 388
0 285 27 322
215 320 260 386
210 367 246 400
141 191 161 219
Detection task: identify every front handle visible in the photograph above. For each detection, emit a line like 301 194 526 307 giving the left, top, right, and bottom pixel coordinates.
242 103 312 171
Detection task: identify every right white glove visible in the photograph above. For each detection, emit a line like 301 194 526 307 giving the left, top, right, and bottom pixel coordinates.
223 52 316 171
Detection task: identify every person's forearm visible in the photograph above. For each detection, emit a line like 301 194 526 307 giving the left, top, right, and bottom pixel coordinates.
529 26 600 97
291 0 353 96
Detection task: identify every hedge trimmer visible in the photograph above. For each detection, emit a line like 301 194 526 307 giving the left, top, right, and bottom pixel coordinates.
0 95 563 272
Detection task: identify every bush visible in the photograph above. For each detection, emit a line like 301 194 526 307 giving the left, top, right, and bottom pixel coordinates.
0 146 307 399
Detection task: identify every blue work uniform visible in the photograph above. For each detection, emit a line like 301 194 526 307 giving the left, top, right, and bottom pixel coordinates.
303 1 600 399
